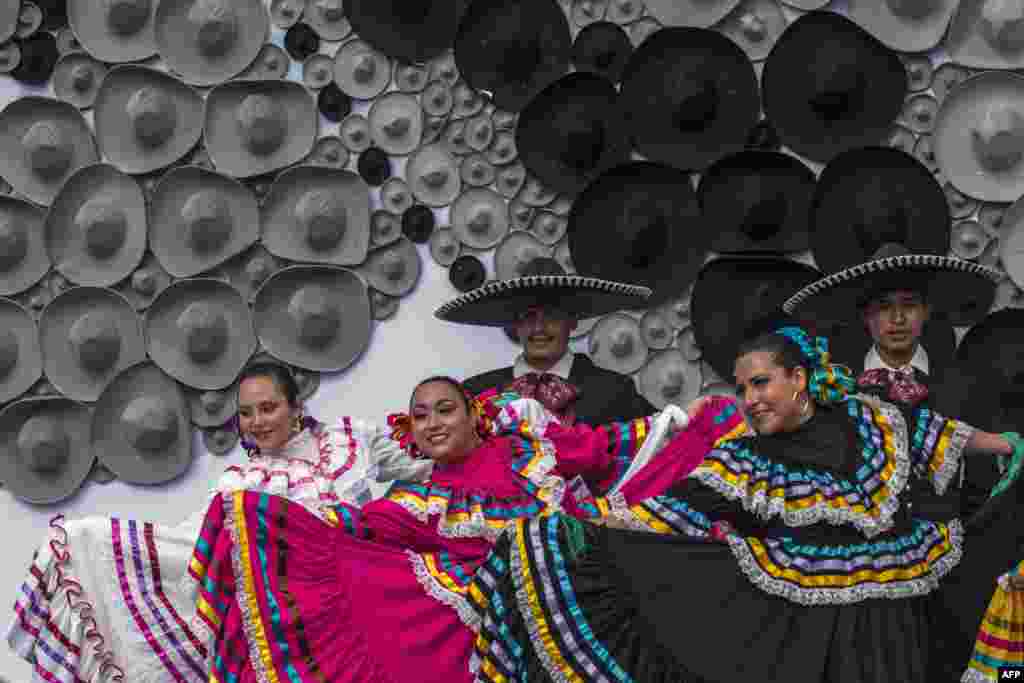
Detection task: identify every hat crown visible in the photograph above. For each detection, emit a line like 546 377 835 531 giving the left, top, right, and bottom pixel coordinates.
559 119 605 172
17 415 69 473
467 208 495 233
70 65 96 92
288 285 340 348
622 207 669 269
492 36 543 86
519 256 566 277
382 115 412 139
671 78 718 132
380 252 406 281
871 242 912 259
69 311 122 373
236 95 285 156
0 215 28 272
609 329 635 357
176 301 228 363
121 395 179 452
295 190 346 251
243 254 273 286
352 55 378 84
971 105 1024 172
187 0 237 57
126 86 178 149
314 0 344 21
422 168 450 188
22 121 72 179
980 0 1024 50
513 246 546 276
199 389 225 414
739 192 787 241
0 330 18 378
808 62 865 122
883 0 940 19
181 191 232 254
105 0 152 36
132 266 158 295
75 197 128 260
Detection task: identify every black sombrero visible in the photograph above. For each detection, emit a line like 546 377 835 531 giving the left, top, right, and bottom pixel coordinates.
782 246 1001 327
345 0 469 63
698 150 817 254
434 257 650 327
619 26 760 171
762 11 907 164
453 0 571 112
691 256 821 383
567 161 706 306
809 147 951 276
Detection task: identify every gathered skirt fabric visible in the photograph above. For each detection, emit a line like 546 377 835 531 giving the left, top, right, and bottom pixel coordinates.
470 469 1024 683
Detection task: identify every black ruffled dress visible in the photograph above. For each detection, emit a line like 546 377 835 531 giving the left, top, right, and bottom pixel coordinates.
467 395 1024 683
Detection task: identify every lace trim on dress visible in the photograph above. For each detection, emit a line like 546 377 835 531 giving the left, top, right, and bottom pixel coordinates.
406 550 481 632
691 396 911 539
726 518 964 606
924 415 974 496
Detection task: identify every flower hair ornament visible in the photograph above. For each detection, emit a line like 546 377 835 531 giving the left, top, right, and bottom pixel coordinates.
774 326 856 407
388 389 496 459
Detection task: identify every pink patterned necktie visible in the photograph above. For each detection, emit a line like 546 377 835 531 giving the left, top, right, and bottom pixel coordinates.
857 367 929 405
507 372 580 423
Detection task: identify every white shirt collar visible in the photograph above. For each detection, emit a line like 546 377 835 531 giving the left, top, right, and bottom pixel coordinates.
253 427 318 463
513 350 575 379
863 344 929 375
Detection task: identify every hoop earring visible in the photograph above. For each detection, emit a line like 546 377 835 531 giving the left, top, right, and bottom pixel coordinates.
291 414 303 435
801 396 811 415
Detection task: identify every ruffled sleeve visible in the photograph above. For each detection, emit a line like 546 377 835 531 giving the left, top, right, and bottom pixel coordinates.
907 406 974 495
338 416 433 484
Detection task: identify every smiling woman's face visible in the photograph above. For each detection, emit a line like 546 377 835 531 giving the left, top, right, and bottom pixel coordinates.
409 380 479 464
238 376 299 452
734 350 808 436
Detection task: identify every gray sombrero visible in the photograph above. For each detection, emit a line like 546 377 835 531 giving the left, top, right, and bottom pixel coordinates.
0 298 43 404
435 256 652 327
145 278 257 390
155 0 268 86
782 246 1003 327
204 79 318 178
93 65 204 175
0 0 17 43
0 96 98 206
0 396 95 504
645 0 743 27
149 165 259 278
0 196 50 297
214 244 286 302
638 348 702 410
946 0 1024 70
252 264 372 372
187 382 237 428
39 287 146 403
589 312 649 374
68 0 158 63
43 164 147 288
260 165 371 266
356 236 421 297
113 252 173 311
52 53 107 110
91 360 192 485
407 142 462 207
848 0 958 53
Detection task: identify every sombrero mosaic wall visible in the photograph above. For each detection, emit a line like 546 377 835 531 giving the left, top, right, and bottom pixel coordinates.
0 0 1022 509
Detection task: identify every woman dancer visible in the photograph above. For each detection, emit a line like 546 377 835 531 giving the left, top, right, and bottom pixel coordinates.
190 375 746 683
7 361 431 683
469 323 1024 683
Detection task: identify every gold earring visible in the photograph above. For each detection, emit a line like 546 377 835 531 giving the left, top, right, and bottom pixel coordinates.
292 414 303 434
801 396 810 415
791 390 799 402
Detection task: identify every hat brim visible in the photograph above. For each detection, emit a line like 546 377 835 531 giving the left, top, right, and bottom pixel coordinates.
252 265 372 372
809 147 950 275
434 275 652 326
619 27 760 171
847 0 957 52
68 0 157 62
261 165 371 266
154 0 268 86
0 97 99 206
0 196 50 296
762 11 906 164
698 150 816 254
0 298 43 404
39 287 146 403
0 397 94 504
92 361 193 485
933 72 1024 203
149 165 260 278
93 65 204 175
204 80 317 178
44 164 147 287
145 279 257 390
691 256 822 383
782 255 1001 327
